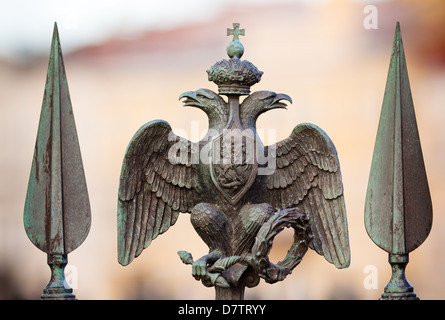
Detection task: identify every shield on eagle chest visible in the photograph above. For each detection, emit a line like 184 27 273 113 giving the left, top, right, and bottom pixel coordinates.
209 125 258 205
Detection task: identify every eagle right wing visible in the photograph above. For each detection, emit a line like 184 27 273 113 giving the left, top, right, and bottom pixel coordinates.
255 123 350 268
118 120 201 266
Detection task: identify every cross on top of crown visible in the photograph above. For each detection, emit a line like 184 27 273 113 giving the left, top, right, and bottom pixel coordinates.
227 23 245 42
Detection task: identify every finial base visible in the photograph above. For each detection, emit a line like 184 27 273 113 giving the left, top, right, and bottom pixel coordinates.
380 292 418 300
41 254 76 300
379 253 419 300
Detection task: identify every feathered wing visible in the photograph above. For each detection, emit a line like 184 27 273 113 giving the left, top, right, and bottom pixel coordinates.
118 120 201 266
257 123 350 268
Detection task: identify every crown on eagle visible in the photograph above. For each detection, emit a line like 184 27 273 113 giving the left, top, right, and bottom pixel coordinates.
206 23 263 95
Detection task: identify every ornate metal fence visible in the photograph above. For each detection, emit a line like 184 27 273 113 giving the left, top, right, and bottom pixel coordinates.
23 21 432 300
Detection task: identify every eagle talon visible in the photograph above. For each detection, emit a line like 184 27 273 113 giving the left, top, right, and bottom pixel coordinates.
191 256 208 280
191 252 223 282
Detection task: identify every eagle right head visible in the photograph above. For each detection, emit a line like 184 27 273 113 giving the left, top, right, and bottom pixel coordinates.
240 90 292 130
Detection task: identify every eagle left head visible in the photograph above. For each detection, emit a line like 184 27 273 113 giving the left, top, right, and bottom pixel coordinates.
179 88 229 133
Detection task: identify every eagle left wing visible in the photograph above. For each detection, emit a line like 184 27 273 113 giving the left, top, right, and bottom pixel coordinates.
254 123 350 268
118 120 201 266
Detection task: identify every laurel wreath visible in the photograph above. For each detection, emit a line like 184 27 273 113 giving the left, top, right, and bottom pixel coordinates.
250 208 313 283
178 208 312 287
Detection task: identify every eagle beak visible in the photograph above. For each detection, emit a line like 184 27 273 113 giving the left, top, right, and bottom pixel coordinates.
269 93 292 109
179 91 200 107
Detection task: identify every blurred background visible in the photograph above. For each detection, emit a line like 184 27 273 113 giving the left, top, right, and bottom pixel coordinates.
0 0 444 299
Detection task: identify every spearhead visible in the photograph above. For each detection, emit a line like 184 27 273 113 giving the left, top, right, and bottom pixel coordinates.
364 22 432 299
23 22 91 299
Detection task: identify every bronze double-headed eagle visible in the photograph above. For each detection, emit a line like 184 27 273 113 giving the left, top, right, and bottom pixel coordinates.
117 23 350 299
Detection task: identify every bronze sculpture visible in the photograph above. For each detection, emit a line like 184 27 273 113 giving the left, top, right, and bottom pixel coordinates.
117 23 350 300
